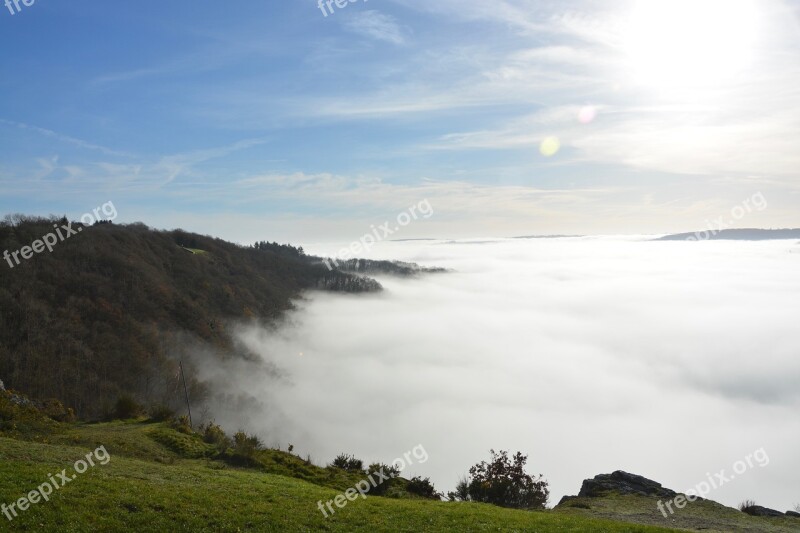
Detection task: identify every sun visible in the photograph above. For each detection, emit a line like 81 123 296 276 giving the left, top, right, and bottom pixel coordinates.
621 0 760 92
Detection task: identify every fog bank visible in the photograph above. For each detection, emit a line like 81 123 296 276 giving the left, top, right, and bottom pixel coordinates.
214 237 800 510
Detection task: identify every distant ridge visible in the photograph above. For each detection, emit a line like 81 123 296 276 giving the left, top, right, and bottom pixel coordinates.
656 228 800 241
332 258 448 276
514 235 583 239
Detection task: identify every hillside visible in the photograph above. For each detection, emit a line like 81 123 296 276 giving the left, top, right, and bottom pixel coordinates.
555 471 800 532
3 394 797 532
0 393 676 532
0 433 676 532
0 216 384 419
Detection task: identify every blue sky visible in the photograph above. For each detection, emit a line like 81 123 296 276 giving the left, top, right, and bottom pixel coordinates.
1 0 799 243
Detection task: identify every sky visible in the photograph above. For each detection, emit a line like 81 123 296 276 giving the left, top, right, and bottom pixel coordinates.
1 0 799 243
197 237 800 512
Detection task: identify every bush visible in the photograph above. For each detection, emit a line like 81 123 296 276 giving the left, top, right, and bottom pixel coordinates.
447 475 471 502
795 503 800 513
113 395 144 420
172 415 193 434
39 398 76 422
465 450 549 510
0 390 59 437
201 423 231 452
329 453 364 472
148 405 175 422
367 463 401 496
232 431 263 458
407 476 441 500
739 500 758 513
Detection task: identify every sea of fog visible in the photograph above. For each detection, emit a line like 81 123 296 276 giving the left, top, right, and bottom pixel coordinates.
204 236 800 511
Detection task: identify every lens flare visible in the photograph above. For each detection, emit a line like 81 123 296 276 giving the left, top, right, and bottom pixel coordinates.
540 137 561 157
578 106 597 124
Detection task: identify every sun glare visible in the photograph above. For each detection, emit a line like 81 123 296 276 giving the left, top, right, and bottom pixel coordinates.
622 0 760 91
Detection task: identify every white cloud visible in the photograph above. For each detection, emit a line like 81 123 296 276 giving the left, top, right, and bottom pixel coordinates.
343 10 408 45
204 238 800 512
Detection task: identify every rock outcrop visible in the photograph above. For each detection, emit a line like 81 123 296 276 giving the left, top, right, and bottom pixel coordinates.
558 471 676 505
741 505 785 518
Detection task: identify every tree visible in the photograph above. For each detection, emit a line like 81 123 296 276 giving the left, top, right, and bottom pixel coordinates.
407 476 442 500
466 450 549 510
329 453 364 472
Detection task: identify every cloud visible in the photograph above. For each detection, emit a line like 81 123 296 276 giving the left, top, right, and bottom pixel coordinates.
0 136 271 195
343 10 408 45
387 0 550 33
204 237 800 513
0 119 132 158
300 0 800 180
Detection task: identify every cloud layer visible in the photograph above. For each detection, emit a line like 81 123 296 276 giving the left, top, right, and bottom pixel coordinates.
208 237 800 511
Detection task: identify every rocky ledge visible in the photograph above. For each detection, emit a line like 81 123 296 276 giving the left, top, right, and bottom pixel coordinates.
559 471 676 505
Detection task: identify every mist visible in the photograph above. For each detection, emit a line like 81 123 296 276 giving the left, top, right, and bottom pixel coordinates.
207 237 800 511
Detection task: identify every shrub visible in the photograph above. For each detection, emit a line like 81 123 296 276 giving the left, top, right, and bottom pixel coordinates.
232 431 263 458
447 475 471 502
113 395 144 420
407 476 441 500
329 453 364 472
201 423 231 452
0 390 59 437
148 405 175 422
465 450 549 510
739 500 758 513
795 503 800 513
172 415 193 434
39 398 76 422
367 463 401 496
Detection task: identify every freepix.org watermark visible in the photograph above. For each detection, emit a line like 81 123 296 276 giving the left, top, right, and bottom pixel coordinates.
686 192 767 241
4 0 37 16
323 199 433 271
318 0 368 18
2 446 111 522
657 447 769 518
3 201 117 269
317 444 429 518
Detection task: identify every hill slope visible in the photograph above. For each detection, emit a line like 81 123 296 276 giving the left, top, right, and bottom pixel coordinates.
0 217 382 419
0 422 677 532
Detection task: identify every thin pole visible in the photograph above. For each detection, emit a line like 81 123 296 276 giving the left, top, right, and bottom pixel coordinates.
179 361 193 428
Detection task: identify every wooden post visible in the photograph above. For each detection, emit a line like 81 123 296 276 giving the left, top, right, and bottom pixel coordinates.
179 361 193 428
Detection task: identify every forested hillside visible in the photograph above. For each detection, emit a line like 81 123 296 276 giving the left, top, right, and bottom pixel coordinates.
0 216 381 419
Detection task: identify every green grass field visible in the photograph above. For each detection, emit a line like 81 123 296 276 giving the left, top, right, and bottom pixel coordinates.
1 396 797 532
0 420 681 532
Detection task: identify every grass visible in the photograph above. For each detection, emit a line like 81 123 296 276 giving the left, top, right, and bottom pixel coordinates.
179 246 208 255
0 421 680 532
555 492 800 532
1 394 794 532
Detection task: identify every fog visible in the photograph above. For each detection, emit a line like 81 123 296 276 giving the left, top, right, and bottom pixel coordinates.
207 237 800 511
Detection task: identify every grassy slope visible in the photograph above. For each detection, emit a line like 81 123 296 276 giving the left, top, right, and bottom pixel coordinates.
555 492 800 532
0 421 678 533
